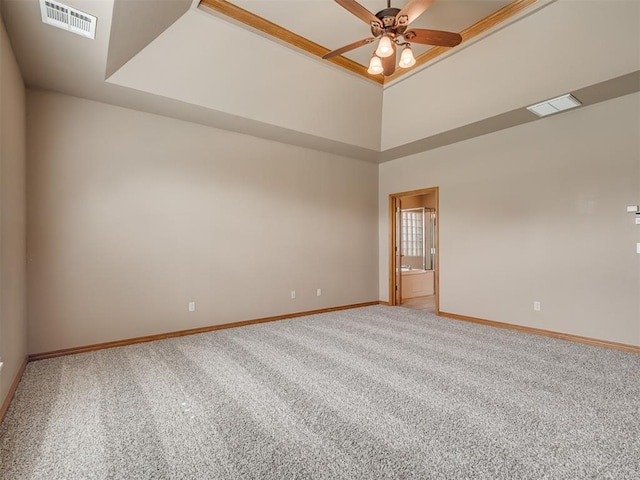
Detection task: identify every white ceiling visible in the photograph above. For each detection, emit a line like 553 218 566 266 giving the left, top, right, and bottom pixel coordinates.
1 0 639 163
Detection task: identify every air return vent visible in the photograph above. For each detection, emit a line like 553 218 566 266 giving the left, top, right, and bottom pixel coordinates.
39 0 96 39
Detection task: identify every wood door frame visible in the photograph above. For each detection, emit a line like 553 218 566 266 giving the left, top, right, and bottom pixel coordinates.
389 187 440 313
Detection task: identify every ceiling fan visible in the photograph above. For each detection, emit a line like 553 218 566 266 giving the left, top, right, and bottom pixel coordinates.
323 0 462 76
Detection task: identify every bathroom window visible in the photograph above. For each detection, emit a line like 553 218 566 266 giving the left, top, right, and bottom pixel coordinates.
401 210 424 258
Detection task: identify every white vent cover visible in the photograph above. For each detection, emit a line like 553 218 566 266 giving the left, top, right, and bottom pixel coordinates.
39 0 96 39
526 94 582 117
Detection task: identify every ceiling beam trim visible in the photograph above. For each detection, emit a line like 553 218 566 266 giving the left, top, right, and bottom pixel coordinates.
384 0 540 83
198 0 540 85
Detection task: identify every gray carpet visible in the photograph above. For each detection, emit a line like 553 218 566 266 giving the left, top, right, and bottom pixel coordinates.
1 306 639 479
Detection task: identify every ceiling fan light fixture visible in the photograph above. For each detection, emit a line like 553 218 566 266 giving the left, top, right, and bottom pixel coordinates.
398 45 416 68
323 0 463 78
375 35 393 58
367 55 384 75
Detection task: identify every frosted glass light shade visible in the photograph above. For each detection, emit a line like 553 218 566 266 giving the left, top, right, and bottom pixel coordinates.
399 46 416 68
367 56 383 75
375 36 393 58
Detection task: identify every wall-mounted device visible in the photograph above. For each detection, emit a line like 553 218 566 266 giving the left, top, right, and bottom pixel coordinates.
625 207 640 254
626 205 639 224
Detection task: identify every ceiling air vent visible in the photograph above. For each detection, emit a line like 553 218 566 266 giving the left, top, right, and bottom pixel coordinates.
39 0 96 39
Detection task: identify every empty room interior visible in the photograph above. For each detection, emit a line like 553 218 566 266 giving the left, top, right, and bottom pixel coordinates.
0 0 639 478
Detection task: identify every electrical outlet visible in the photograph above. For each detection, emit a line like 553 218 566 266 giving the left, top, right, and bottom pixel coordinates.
291 290 296 300
316 288 322 297
533 301 541 312
188 302 196 312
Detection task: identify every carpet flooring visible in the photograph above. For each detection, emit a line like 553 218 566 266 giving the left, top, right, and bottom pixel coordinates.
1 306 639 479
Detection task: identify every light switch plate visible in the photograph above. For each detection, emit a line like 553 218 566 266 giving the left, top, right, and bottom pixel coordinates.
637 243 640 254
627 205 639 212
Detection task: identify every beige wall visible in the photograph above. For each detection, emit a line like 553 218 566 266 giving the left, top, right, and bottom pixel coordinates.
0 13 27 405
108 9 383 151
27 91 379 354
380 93 640 346
382 0 640 149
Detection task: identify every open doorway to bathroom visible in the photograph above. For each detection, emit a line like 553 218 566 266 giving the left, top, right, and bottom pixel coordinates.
389 187 439 314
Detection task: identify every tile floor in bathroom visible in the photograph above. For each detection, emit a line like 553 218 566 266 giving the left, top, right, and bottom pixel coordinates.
401 295 436 314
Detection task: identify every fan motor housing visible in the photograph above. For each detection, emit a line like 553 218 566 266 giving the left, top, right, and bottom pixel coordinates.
372 8 406 36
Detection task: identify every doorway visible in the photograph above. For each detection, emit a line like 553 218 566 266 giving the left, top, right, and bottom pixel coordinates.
389 187 439 314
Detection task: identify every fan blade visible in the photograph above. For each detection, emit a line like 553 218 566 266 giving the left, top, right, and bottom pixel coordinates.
335 0 381 28
381 45 397 76
404 29 462 47
396 0 435 27
323 37 376 59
